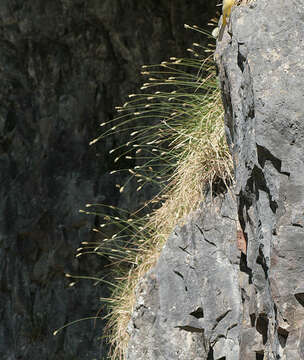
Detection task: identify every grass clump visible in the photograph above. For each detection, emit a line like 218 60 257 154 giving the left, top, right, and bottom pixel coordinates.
79 24 233 360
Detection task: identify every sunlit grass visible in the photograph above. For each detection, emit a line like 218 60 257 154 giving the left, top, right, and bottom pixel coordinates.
78 24 232 360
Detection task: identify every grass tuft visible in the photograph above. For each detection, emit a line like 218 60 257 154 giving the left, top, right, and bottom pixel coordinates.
82 25 232 360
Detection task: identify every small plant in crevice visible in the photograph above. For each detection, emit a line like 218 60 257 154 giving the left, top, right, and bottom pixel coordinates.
76 23 232 360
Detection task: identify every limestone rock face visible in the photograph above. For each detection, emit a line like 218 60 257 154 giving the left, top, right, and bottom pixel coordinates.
127 193 240 360
218 0 304 358
127 0 304 359
0 1 213 359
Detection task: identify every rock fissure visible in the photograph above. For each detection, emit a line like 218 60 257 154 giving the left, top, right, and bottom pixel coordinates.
190 307 204 319
175 325 205 334
195 224 217 247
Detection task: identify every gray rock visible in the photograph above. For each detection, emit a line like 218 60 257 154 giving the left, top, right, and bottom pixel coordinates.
127 0 304 359
217 0 304 358
127 192 241 359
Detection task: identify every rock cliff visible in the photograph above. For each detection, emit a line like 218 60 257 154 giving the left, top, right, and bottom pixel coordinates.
0 1 214 359
126 0 304 359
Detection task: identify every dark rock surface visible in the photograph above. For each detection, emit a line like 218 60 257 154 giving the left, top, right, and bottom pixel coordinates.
0 1 215 359
127 0 304 359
